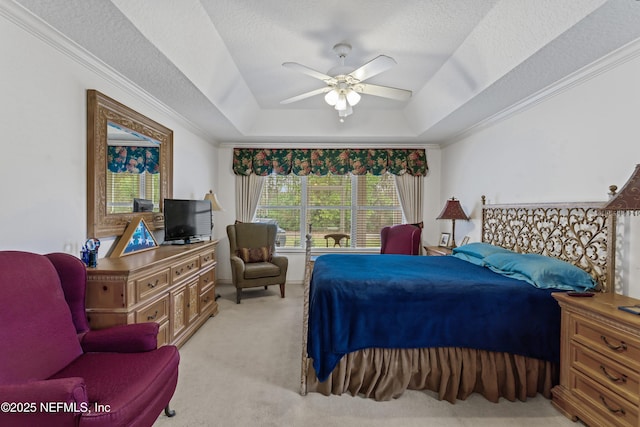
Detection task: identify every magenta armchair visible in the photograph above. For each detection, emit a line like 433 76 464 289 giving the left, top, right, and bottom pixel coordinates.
380 224 422 255
0 251 179 427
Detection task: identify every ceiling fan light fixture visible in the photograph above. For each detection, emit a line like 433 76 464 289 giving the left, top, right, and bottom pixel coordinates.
338 105 352 118
335 93 347 111
324 89 339 106
282 42 411 122
346 89 361 106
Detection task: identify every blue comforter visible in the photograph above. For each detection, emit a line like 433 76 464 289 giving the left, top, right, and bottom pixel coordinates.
308 254 561 382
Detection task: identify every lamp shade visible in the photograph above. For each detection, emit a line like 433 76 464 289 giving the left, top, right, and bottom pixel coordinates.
603 164 640 214
324 89 339 106
346 89 361 106
204 190 224 211
437 197 469 220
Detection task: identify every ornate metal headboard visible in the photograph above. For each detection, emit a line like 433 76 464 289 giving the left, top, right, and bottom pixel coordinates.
481 196 615 292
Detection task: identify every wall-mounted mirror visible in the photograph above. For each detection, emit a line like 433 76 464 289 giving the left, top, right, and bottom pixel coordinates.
87 90 173 238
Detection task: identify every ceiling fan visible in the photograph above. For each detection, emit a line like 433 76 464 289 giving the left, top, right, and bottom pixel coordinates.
281 43 412 121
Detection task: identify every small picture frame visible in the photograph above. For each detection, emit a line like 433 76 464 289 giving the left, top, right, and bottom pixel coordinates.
461 236 470 246
439 232 451 247
109 218 158 257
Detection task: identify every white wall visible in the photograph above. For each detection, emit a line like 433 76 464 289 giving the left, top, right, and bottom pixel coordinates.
0 9 217 255
440 44 640 296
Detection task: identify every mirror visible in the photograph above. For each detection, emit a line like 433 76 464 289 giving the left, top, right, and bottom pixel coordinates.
87 90 173 238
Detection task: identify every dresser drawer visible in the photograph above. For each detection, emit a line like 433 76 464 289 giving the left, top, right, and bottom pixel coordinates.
200 249 216 267
571 369 638 427
171 256 199 283
135 269 170 302
136 295 169 325
572 344 639 405
200 287 216 314
157 321 170 348
570 313 640 370
199 267 216 292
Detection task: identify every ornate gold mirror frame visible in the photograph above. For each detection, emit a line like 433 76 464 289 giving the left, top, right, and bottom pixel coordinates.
87 89 173 238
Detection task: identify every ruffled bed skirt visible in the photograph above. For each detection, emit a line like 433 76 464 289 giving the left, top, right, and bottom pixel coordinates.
306 347 557 403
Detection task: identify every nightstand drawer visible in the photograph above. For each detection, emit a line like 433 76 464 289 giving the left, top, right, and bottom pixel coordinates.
572 344 639 405
571 369 638 427
571 314 640 370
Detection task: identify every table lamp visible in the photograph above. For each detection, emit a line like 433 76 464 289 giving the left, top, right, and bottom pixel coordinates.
436 197 469 248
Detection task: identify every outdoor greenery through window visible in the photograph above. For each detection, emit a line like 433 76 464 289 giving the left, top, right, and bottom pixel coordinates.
106 171 160 214
255 173 403 248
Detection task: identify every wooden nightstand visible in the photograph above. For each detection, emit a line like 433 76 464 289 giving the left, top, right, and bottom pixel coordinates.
424 246 452 256
552 292 640 427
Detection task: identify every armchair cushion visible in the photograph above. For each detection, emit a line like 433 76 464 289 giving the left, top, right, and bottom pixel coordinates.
49 346 179 427
80 323 159 353
244 262 282 279
237 246 272 263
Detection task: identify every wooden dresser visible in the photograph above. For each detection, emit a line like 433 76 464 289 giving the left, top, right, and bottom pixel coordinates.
86 240 218 348
552 292 640 427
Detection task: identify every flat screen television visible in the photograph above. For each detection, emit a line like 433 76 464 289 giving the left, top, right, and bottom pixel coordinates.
133 198 154 212
163 199 212 244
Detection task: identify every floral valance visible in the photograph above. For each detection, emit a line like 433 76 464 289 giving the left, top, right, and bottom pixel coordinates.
232 148 428 176
107 145 160 174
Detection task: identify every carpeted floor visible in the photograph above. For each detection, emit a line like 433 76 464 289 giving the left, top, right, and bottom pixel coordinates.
154 282 581 427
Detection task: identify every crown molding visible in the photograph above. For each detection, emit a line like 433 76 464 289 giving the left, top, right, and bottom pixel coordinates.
442 36 640 146
0 1 211 142
218 141 439 150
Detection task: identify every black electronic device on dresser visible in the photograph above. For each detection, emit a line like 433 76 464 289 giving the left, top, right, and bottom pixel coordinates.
163 198 211 244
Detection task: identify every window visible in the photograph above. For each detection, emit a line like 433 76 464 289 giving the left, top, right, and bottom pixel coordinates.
106 171 160 214
255 173 403 248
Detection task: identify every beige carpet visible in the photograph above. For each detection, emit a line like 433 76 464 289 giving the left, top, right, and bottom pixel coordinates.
154 282 580 427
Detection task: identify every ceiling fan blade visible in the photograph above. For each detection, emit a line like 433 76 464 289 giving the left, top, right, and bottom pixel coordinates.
280 87 332 104
348 55 397 82
354 83 412 101
282 62 336 84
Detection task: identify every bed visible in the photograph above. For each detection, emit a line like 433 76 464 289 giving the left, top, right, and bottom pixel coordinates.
299 197 615 403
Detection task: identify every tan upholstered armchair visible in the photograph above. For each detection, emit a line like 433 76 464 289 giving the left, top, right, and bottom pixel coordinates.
227 222 288 304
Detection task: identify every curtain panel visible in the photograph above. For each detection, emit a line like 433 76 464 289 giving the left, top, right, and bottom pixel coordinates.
235 174 265 222
233 148 427 177
107 145 160 174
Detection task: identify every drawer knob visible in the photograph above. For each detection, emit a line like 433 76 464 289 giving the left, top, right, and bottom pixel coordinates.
600 365 627 383
147 280 159 289
599 395 625 415
601 335 627 352
147 310 159 321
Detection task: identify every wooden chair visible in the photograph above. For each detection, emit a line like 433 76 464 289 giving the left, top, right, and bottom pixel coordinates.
324 233 350 247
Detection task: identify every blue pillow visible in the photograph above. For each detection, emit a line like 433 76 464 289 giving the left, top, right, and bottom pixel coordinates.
452 242 513 260
451 252 487 267
483 252 597 292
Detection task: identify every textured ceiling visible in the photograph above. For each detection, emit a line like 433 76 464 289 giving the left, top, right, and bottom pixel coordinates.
11 0 640 145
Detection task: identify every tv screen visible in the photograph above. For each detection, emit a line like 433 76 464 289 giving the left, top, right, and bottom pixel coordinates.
133 198 154 212
163 199 212 243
